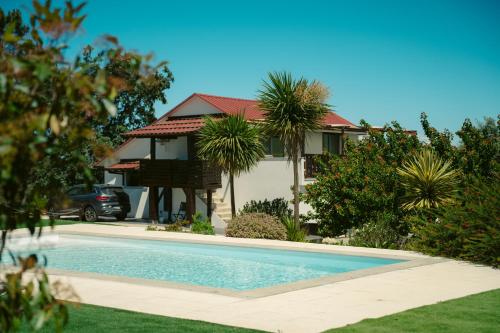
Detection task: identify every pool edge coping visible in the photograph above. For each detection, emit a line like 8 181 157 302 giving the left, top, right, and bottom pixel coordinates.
42 230 448 299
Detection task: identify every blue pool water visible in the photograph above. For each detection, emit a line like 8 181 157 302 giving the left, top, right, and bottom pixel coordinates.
34 235 402 291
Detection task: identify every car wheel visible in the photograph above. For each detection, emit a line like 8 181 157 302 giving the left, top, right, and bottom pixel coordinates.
115 214 127 221
83 206 98 222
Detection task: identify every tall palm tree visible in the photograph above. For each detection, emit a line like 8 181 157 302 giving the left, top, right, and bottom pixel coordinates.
397 149 460 210
197 115 265 217
258 71 330 226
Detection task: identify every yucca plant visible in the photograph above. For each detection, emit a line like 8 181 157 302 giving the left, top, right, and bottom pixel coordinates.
197 115 265 217
258 71 330 226
397 149 460 210
281 216 307 242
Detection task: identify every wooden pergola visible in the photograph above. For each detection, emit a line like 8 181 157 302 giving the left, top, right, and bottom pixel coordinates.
111 117 222 223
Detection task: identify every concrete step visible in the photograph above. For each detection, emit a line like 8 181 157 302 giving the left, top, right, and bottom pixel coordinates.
215 207 231 214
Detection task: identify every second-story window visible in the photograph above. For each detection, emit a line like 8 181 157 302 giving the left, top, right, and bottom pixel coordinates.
263 136 285 157
322 133 341 154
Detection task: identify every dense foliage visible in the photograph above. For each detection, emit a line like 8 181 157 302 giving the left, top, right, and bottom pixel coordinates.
80 46 173 147
410 176 499 267
348 212 402 249
240 198 292 220
304 115 499 262
191 212 215 235
303 121 421 236
226 213 286 240
281 216 307 242
0 1 168 331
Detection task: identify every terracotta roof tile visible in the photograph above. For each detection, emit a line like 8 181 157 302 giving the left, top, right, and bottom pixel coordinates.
125 93 358 138
124 118 205 138
105 161 140 171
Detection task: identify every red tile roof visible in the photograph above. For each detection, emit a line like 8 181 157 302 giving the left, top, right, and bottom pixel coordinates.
125 93 358 138
196 94 264 120
105 161 140 171
124 117 205 138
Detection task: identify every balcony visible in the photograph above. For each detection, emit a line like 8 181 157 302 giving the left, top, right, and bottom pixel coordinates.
304 154 330 179
137 159 222 189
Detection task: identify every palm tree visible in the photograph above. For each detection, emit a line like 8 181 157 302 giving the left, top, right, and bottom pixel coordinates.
397 149 460 210
258 71 330 226
197 115 265 217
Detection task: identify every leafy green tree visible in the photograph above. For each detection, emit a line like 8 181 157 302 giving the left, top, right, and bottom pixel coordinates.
421 113 499 179
410 175 500 267
397 149 460 210
455 116 499 179
197 115 265 217
258 71 329 227
0 1 166 331
30 40 174 189
79 45 174 147
303 121 421 236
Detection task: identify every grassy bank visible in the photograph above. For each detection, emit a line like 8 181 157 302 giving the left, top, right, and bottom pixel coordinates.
327 289 500 333
21 289 500 333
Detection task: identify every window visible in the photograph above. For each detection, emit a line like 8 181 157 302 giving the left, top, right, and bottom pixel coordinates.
67 186 88 196
263 136 285 157
323 133 341 154
66 187 81 196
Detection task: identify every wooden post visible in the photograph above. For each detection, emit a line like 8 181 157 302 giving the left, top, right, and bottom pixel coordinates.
183 188 196 223
164 188 173 222
206 189 213 222
149 137 159 222
340 127 345 155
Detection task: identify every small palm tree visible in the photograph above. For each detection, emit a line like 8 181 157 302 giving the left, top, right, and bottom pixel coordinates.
258 71 330 226
197 115 265 217
397 149 460 210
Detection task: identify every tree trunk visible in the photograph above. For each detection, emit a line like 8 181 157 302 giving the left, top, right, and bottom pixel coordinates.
230 173 236 217
292 147 300 227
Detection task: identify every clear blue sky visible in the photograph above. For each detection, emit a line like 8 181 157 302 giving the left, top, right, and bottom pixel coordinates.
5 0 500 134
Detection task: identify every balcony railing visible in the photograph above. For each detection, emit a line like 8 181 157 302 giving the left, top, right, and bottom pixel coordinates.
137 159 222 189
304 154 330 179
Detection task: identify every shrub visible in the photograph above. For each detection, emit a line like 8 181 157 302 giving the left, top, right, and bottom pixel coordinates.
240 198 292 220
146 220 189 232
303 121 421 236
397 149 460 210
348 212 402 249
281 216 307 242
191 212 215 235
409 176 500 267
226 213 286 240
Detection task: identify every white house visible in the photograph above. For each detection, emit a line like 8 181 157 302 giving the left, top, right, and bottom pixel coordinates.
99 93 366 229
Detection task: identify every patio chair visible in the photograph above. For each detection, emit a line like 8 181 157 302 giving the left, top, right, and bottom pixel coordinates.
172 202 187 221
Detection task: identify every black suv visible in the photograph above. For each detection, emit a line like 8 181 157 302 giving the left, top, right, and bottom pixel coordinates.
50 185 131 222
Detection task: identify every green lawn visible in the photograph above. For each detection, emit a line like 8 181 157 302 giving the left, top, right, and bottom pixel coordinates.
327 289 500 333
29 303 264 333
23 289 500 333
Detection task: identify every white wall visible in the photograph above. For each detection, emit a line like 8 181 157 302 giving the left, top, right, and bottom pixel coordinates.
124 186 149 219
101 138 150 168
168 96 222 117
104 172 122 185
217 158 297 214
156 136 188 160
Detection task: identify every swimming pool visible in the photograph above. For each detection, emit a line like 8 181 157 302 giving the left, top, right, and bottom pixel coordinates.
25 234 403 291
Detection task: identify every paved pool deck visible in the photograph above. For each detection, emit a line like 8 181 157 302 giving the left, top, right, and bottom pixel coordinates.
10 224 500 333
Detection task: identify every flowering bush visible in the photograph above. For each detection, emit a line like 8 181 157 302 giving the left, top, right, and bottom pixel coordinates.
226 213 286 240
303 121 421 236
